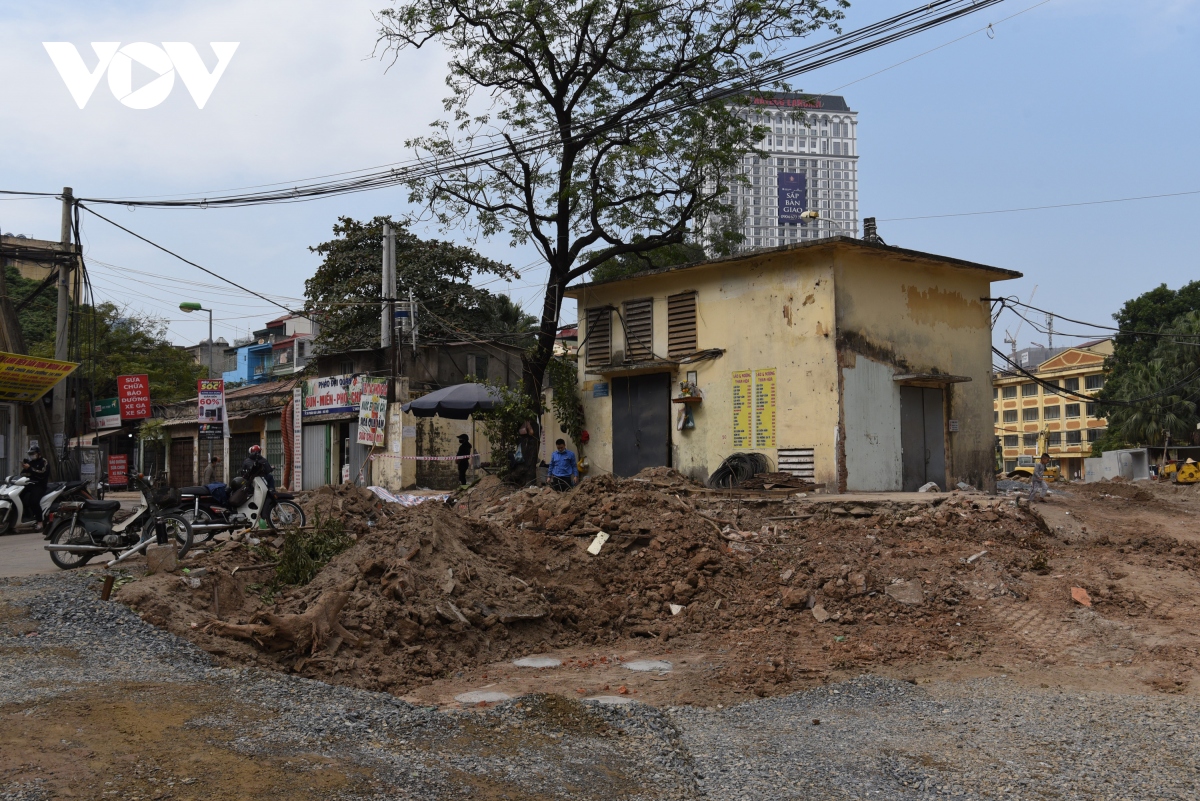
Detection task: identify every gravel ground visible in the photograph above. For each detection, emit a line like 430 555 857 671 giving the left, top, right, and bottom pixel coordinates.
3 572 1199 800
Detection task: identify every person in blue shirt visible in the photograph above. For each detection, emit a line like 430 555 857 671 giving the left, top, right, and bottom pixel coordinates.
545 439 578 491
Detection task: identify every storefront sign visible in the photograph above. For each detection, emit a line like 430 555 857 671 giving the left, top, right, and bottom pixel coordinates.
356 379 388 446
754 368 777 448
118 374 151 419
592 382 609 398
301 374 363 419
93 397 121 430
292 386 303 491
777 172 808 224
0 351 79 403
107 454 129 487
197 378 227 441
732 370 752 448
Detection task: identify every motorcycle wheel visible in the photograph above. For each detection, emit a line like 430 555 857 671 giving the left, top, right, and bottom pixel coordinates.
48 520 94 570
160 514 194 561
268 500 306 531
180 508 217 544
0 512 12 537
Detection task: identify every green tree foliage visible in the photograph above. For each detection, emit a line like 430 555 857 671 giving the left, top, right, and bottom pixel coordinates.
303 216 518 354
1098 309 1200 450
1109 280 1200 372
590 241 708 283
377 0 846 401
471 381 539 475
76 303 208 403
4 265 58 350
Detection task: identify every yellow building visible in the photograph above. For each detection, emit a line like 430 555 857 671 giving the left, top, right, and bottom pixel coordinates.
566 236 1020 492
992 340 1111 480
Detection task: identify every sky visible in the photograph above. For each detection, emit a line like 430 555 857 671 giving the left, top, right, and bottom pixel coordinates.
1 0 1198 355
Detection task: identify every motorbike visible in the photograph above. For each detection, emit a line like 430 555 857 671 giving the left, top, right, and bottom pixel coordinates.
179 464 305 543
0 474 94 536
44 473 192 570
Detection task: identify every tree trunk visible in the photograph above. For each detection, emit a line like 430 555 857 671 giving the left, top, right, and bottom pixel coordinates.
523 270 569 410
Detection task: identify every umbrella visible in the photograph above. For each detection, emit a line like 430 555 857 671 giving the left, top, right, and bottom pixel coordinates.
401 383 503 420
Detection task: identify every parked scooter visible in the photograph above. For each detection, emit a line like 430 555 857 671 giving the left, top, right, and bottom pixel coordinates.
0 475 93 536
179 464 305 543
44 474 192 570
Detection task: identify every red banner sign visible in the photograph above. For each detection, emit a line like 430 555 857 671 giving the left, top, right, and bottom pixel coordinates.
118 374 151 420
107 454 129 487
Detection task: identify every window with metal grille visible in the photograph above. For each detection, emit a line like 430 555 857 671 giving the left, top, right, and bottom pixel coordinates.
1088 428 1102 442
1003 410 1018 423
1066 431 1082 445
585 307 612 368
1086 402 1097 417
1047 432 1062 446
1065 403 1080 418
622 298 654 362
666 291 698 357
1001 386 1016 399
1004 435 1018 447
777 447 815 480
1064 377 1080 392
1086 374 1105 390
1043 405 1060 420
1022 383 1038 397
1023 433 1038 446
1023 408 1039 421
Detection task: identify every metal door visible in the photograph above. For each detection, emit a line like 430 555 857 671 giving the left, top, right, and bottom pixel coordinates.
302 424 329 490
347 423 369 485
169 437 195 488
611 373 671 477
900 386 946 491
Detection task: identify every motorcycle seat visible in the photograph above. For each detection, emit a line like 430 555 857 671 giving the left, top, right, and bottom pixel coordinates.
180 486 213 497
46 482 66 492
82 499 121 512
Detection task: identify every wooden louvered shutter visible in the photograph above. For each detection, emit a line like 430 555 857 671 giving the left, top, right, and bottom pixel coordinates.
623 298 653 361
667 291 697 357
585 307 611 368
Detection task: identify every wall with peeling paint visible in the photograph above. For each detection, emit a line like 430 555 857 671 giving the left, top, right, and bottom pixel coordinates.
567 239 1017 491
833 250 1003 491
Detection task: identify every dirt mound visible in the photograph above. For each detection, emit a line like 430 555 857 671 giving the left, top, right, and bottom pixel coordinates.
117 475 1066 702
1071 481 1155 503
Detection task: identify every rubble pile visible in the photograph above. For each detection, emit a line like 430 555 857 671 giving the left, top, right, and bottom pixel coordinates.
119 473 1061 699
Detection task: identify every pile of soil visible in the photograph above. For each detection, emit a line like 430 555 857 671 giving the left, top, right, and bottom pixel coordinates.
1071 481 1155 503
118 471 1064 700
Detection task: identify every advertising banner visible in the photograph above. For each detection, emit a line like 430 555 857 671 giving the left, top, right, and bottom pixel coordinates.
302 374 363 419
0 351 79 403
356 379 388 446
93 397 121 430
118 374 151 419
292 386 303 491
753 368 777 448
731 370 752 448
107 454 129 487
197 378 227 441
777 172 808 224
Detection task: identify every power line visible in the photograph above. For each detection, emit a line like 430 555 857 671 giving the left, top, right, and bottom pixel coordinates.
882 188 1200 223
992 347 1200 407
989 297 1200 341
79 203 303 318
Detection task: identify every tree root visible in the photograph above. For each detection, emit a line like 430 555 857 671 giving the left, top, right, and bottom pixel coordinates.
204 590 362 655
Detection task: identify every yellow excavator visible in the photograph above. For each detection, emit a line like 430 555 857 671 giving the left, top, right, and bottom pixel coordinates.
1007 427 1061 482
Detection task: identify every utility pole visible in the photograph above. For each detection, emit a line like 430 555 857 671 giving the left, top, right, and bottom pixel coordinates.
51 187 74 465
1046 313 1055 350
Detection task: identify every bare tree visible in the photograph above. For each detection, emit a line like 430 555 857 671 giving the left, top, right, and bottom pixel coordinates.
378 0 846 398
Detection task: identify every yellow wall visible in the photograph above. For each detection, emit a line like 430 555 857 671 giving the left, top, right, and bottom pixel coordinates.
572 249 841 485
834 251 998 489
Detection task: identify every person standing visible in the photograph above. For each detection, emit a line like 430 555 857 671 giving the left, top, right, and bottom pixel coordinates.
545 438 578 492
1029 453 1050 503
20 445 49 527
202 455 221 485
456 434 472 486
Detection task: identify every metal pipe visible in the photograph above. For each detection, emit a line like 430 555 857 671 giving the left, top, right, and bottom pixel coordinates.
45 544 109 553
106 537 153 567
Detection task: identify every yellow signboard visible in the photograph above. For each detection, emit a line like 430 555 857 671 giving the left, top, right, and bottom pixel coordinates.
754 368 777 448
731 370 752 447
0 351 79 403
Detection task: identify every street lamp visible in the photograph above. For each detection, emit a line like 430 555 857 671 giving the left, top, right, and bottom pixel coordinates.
180 302 215 471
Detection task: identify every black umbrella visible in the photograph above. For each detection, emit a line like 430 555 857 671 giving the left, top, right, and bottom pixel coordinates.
401 383 503 420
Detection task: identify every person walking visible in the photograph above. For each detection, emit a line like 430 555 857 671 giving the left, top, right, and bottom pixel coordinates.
456 434 472 486
202 455 221 485
1029 453 1050 503
545 438 578 492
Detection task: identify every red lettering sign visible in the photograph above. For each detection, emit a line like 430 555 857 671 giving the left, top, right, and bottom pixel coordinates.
118 374 151 420
107 454 129 487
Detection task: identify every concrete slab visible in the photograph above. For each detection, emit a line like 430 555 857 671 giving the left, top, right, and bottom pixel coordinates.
512 656 561 668
623 660 672 673
454 691 511 705
585 696 637 706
